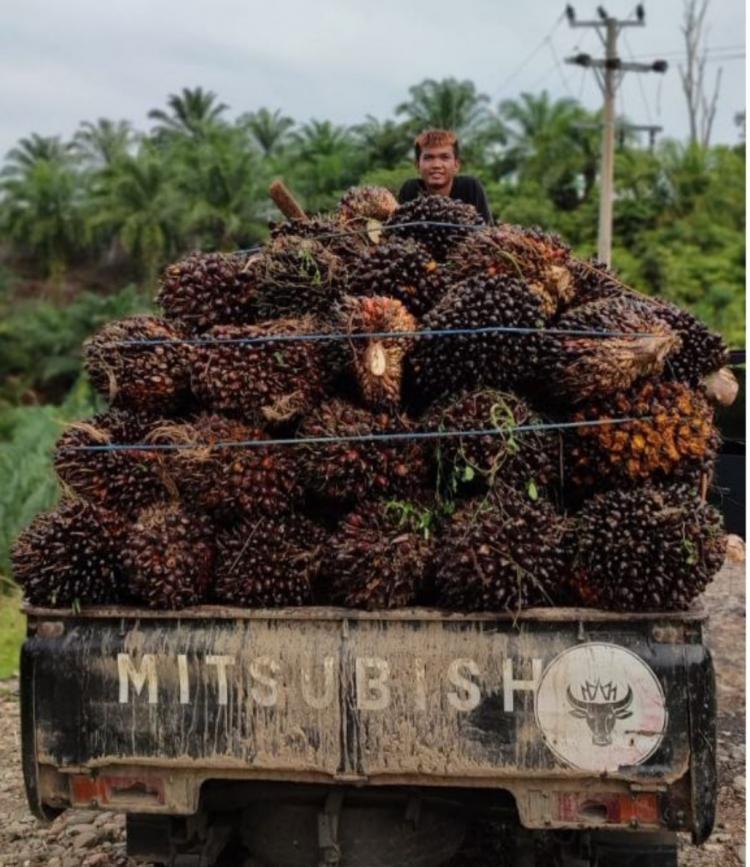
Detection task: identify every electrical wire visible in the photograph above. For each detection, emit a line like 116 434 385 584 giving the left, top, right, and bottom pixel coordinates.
622 30 654 125
547 38 574 98
495 10 567 97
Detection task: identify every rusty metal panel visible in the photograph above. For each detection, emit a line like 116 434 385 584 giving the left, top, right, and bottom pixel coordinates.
23 609 700 789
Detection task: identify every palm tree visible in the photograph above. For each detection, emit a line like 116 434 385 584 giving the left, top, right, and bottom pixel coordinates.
148 87 229 140
88 148 182 279
239 108 295 157
2 134 74 178
73 119 136 167
396 78 492 140
352 116 411 170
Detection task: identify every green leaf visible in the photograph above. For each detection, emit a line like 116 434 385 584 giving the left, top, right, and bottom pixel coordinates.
462 465 475 482
527 479 539 501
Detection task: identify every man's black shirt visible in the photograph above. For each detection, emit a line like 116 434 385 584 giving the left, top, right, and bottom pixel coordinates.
397 175 493 224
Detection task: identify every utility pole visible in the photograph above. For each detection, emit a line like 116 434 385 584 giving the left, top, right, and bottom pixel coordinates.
564 4 667 265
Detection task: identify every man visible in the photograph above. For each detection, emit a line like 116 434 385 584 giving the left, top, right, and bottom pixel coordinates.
398 129 493 224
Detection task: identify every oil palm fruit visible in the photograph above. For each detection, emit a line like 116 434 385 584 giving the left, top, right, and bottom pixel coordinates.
572 483 726 611
540 296 681 403
407 274 547 405
651 301 729 386
567 379 718 490
12 500 126 607
214 515 324 607
157 251 259 333
347 237 448 317
384 195 484 260
337 185 399 224
123 503 215 610
434 489 569 612
299 398 430 504
191 317 330 425
84 315 191 412
339 295 417 409
54 410 171 517
449 224 574 316
321 501 433 610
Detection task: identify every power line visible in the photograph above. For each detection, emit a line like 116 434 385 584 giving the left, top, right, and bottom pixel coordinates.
548 38 575 97
622 30 654 125
495 11 567 96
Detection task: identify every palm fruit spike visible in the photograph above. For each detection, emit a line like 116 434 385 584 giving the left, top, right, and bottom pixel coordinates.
12 500 126 607
214 516 324 607
651 301 729 386
567 258 625 306
54 410 171 517
407 274 547 405
384 195 484 261
347 238 448 317
153 414 304 518
434 489 569 613
322 501 433 610
339 295 417 409
157 251 259 333
337 185 399 224
299 398 430 504
541 296 682 404
448 224 574 316
572 483 726 612
84 315 191 413
191 317 330 426
567 379 719 490
123 503 215 610
252 234 345 319
426 389 561 497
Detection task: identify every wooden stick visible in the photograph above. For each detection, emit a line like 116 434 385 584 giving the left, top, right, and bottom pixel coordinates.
268 179 308 221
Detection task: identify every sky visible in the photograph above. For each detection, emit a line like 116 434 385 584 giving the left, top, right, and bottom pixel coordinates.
0 0 745 160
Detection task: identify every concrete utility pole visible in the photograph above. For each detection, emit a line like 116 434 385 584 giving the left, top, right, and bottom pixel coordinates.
564 5 667 265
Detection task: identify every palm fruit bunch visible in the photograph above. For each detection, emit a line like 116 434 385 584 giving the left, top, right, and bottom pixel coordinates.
270 215 369 265
54 410 170 517
157 251 259 333
337 185 399 225
339 295 417 409
408 275 547 405
540 296 682 404
426 390 561 498
434 489 569 613
448 225 575 316
384 195 484 260
83 315 191 412
347 238 448 316
12 500 126 607
321 502 433 610
299 399 430 504
567 258 623 305
154 414 304 518
566 379 719 491
191 317 330 425
648 300 729 386
122 504 215 609
253 233 345 319
214 516 324 607
572 483 726 611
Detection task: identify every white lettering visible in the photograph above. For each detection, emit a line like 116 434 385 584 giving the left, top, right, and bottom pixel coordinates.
356 657 390 710
206 655 235 706
447 659 481 711
503 658 543 712
178 654 189 704
250 656 280 707
118 653 158 704
301 656 336 710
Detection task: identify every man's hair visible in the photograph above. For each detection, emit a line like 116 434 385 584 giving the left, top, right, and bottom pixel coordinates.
414 129 459 161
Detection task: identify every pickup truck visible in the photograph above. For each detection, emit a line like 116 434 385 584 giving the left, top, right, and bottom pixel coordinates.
20 599 716 866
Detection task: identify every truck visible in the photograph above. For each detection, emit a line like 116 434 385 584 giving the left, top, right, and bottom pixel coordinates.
20 597 717 866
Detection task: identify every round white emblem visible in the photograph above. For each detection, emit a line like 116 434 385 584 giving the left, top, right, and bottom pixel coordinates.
534 643 667 773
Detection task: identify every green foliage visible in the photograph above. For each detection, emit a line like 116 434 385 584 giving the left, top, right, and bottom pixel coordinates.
0 589 24 677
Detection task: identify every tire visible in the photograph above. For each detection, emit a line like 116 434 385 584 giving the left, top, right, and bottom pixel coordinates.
588 830 678 867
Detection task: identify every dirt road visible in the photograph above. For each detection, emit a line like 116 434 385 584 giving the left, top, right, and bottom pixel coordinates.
0 559 744 866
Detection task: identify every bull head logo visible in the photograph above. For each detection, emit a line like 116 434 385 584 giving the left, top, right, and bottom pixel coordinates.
566 680 634 746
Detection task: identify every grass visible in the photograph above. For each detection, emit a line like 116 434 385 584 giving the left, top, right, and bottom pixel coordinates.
0 588 25 680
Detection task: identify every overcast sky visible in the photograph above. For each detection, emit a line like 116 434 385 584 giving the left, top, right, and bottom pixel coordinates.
1 0 745 160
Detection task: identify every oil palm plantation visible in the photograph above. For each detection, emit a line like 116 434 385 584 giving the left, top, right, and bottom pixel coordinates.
239 108 295 157
148 87 229 141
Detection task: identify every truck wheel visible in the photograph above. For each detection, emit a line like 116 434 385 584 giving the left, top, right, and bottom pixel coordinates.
584 830 679 867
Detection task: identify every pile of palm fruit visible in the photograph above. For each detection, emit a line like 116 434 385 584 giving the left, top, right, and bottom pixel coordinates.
13 186 732 613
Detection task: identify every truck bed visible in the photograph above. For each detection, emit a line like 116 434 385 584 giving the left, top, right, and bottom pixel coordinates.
20 604 715 840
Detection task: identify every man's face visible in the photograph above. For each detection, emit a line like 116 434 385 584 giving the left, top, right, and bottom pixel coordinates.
417 144 460 193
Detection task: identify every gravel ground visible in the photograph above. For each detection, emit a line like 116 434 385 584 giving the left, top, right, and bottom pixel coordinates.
0 552 745 866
